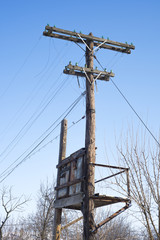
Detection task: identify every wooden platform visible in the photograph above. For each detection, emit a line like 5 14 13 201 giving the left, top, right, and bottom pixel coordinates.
54 193 130 210
91 195 130 208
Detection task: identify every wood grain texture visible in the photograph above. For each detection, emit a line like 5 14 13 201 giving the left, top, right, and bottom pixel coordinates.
53 119 67 240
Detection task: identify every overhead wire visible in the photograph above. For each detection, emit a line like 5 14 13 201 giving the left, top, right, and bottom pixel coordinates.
0 41 78 162
94 55 160 148
0 39 70 141
59 38 159 147
109 53 125 70
74 42 85 53
33 38 52 78
20 115 86 161
0 92 84 180
0 91 86 183
0 75 68 163
27 91 86 152
0 35 42 100
0 51 85 162
34 39 71 79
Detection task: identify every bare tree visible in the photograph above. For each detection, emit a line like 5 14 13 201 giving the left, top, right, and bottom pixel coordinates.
115 131 160 240
2 219 35 240
0 186 28 240
0 181 140 239
61 209 139 240
60 209 83 240
26 181 55 240
26 181 79 240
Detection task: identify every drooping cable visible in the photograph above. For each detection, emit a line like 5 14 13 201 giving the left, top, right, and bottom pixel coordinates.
0 40 70 144
19 115 86 161
74 42 85 52
0 35 42 100
0 91 86 183
0 76 68 163
0 90 85 178
94 55 160 147
0 49 85 161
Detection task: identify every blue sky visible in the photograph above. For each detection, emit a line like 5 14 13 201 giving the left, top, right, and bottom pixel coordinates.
0 0 160 217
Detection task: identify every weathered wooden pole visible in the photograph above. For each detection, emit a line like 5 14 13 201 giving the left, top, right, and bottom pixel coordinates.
53 119 67 240
43 26 135 239
83 33 96 240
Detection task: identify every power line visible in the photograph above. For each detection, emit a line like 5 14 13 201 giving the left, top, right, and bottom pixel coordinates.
0 35 42 100
0 90 85 179
0 91 86 183
20 115 86 161
94 55 160 148
0 76 68 163
0 38 71 142
0 50 85 162
74 42 85 52
34 39 71 79
33 38 52 78
0 41 70 144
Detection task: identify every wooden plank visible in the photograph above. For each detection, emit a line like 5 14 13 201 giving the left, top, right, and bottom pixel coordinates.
54 194 130 210
44 26 135 49
54 193 83 208
61 216 83 230
91 195 130 202
69 156 84 195
56 148 85 168
55 178 84 191
43 31 131 54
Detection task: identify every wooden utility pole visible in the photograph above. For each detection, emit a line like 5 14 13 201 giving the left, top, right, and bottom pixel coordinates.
83 34 96 239
43 26 135 240
53 119 67 240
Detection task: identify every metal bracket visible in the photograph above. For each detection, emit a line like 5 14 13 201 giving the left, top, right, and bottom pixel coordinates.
91 202 131 233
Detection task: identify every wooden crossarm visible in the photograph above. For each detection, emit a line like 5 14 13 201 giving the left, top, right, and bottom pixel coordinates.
65 64 115 77
43 31 131 54
63 64 114 81
44 26 135 50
